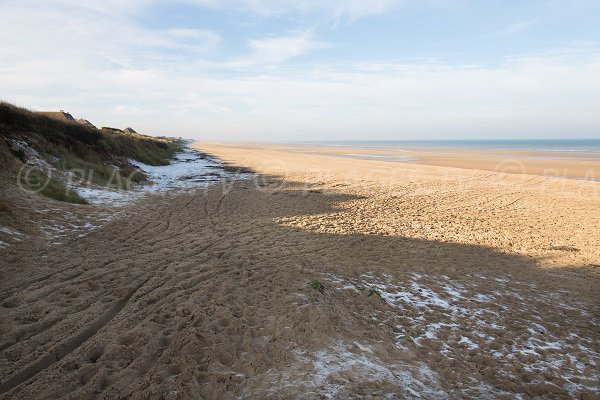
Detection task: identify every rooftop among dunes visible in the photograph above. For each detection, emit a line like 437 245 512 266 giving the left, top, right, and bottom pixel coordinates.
76 118 96 129
35 110 75 122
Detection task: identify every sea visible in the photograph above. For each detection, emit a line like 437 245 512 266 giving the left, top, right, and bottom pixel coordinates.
295 139 600 153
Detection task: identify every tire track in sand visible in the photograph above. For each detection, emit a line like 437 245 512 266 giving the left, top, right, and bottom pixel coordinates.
0 274 151 395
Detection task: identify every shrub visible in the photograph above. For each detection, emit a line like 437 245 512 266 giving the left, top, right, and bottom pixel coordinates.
308 279 324 293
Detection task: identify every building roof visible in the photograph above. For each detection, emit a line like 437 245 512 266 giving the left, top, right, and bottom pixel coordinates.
77 118 96 129
101 127 123 133
36 110 76 122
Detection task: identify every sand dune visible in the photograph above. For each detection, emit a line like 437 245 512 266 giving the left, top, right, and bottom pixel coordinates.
1 143 598 399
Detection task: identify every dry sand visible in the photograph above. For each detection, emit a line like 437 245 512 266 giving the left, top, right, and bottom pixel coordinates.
1 142 599 399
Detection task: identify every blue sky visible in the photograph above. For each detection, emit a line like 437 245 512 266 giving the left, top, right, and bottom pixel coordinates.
1 0 599 140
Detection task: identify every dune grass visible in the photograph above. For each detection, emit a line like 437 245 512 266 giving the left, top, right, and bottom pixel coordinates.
0 102 184 194
0 102 182 165
21 169 87 204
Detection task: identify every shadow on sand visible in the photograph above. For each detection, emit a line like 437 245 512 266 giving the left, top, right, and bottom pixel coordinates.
0 178 598 399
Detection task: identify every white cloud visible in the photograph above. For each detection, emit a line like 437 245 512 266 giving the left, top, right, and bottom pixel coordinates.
7 49 600 140
0 1 221 67
247 31 330 63
1 0 599 139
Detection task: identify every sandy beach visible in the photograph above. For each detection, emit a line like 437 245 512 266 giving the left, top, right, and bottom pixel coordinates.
1 142 599 399
239 143 600 180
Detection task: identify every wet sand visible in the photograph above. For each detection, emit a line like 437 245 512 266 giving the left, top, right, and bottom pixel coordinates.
246 143 600 180
0 142 599 399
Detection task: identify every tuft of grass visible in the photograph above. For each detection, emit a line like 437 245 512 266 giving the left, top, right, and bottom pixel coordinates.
367 287 381 298
52 151 121 187
21 169 87 204
308 279 324 293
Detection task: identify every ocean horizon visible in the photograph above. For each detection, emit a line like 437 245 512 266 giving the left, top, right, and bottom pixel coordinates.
293 139 600 153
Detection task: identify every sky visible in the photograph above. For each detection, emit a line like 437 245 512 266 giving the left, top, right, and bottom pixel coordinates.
1 0 599 141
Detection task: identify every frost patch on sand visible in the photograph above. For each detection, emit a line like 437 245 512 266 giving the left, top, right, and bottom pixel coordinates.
325 272 599 397
129 148 227 191
7 138 52 171
267 341 448 399
75 187 140 206
458 336 478 349
38 148 251 244
35 209 115 245
0 225 27 248
73 147 253 206
0 226 24 236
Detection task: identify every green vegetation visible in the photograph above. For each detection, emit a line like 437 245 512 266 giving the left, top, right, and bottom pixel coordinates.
308 279 325 293
367 287 381 298
20 169 87 204
52 152 147 187
0 102 184 194
0 102 182 167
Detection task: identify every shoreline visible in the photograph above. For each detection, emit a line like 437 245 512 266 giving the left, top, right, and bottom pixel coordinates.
282 139 600 153
206 142 600 180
